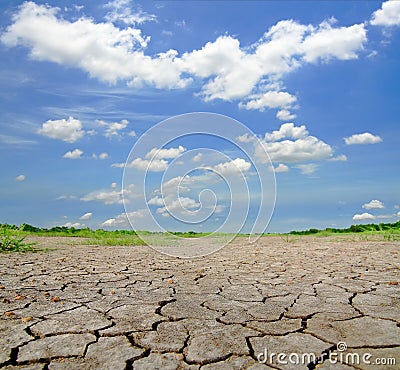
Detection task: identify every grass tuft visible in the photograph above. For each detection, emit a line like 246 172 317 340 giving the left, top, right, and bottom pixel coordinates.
0 229 37 253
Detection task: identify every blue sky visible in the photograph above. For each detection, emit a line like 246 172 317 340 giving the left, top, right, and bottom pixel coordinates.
0 0 399 233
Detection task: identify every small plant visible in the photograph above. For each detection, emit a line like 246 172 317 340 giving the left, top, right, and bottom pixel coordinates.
0 229 37 253
279 234 298 244
383 228 400 241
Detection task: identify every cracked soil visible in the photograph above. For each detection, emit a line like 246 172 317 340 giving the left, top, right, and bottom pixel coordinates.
1 235 399 369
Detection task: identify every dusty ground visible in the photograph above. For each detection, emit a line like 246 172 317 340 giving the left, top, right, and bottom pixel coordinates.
0 235 399 369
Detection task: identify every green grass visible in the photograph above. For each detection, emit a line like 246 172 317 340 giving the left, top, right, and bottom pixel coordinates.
84 234 146 246
0 221 399 250
0 229 37 253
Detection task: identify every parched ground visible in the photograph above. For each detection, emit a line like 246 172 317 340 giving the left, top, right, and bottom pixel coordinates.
0 236 399 369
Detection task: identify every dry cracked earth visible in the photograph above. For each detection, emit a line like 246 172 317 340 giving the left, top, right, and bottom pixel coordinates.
1 236 399 369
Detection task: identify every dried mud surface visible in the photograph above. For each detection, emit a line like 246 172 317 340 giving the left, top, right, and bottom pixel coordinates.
1 236 399 369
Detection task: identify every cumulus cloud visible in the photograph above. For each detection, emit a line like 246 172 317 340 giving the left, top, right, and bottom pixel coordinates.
15 174 26 181
301 20 366 63
353 212 376 221
264 122 308 141
212 158 251 176
63 148 83 159
99 152 109 159
79 212 93 220
238 122 335 166
371 0 400 27
0 2 183 87
113 145 186 172
344 132 382 145
362 199 385 209
92 152 109 159
270 163 289 173
276 109 297 122
192 153 203 162
145 145 186 160
1 2 368 112
101 209 146 228
260 123 333 163
81 183 135 205
38 116 84 143
97 119 129 139
63 222 84 228
296 163 318 175
147 196 165 206
240 91 297 111
115 157 169 172
147 173 213 218
329 154 347 162
155 196 200 216
81 189 124 204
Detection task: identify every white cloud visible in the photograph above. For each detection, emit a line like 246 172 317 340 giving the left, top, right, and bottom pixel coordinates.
156 196 200 216
145 145 186 160
104 0 157 26
240 91 297 111
38 117 84 143
15 174 25 181
81 183 134 205
92 152 109 160
1 2 368 112
97 119 129 139
329 154 347 162
261 136 333 163
301 20 366 63
56 195 78 201
0 2 184 88
213 158 251 176
276 109 297 122
362 199 385 210
128 130 137 137
270 163 289 173
101 209 146 228
81 189 124 204
376 214 397 220
147 196 165 206
264 122 308 141
344 132 382 145
122 157 169 172
353 212 376 221
242 123 335 166
159 176 192 196
63 148 83 159
79 212 93 220
182 20 366 103
371 0 400 27
296 163 318 175
99 152 109 160
63 222 84 228
114 145 186 171
192 153 203 162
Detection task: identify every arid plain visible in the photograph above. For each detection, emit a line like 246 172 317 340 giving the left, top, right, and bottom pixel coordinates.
1 235 399 369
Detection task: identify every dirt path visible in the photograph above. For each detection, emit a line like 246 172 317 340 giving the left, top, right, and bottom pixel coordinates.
1 236 399 369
